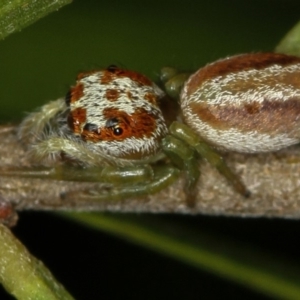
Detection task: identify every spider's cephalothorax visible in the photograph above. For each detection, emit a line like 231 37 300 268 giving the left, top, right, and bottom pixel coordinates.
18 66 168 167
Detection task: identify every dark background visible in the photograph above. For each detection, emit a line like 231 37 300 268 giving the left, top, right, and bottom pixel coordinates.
1 0 300 299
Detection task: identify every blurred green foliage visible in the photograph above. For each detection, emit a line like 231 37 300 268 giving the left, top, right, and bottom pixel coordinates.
1 0 300 121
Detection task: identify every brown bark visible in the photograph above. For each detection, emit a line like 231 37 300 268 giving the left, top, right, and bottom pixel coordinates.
1 124 300 219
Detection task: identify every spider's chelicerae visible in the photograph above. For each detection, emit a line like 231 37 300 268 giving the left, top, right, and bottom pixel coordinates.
17 52 300 205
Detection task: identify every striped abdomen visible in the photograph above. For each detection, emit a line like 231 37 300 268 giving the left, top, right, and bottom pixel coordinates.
181 53 300 152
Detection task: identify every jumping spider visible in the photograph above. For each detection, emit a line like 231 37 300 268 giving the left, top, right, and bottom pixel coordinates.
16 52 300 205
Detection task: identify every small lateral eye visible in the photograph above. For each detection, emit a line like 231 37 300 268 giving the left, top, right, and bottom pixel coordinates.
107 65 118 72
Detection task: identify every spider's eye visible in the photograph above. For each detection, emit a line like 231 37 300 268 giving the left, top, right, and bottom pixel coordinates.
106 118 119 128
113 127 123 136
83 123 99 132
107 65 118 72
106 118 124 136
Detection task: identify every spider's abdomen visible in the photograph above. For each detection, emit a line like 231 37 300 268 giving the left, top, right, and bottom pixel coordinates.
181 53 300 153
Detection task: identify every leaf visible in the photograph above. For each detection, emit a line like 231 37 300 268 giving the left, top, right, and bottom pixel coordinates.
276 20 300 56
0 223 74 300
0 0 72 40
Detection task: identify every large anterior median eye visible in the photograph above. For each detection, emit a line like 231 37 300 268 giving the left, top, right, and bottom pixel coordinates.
113 127 123 136
106 118 123 136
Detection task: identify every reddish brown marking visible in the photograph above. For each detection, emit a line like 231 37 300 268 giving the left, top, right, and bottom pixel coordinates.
144 92 157 104
69 83 84 103
105 89 119 101
123 69 153 86
67 107 87 134
0 200 17 227
186 53 300 97
100 67 153 86
100 69 116 84
76 70 99 80
188 98 300 136
81 107 157 142
244 102 261 114
0 203 13 219
126 91 133 100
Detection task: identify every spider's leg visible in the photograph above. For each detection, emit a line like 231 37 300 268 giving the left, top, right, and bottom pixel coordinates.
25 137 103 166
2 134 162 186
0 164 155 184
1 145 180 202
62 165 180 202
18 98 66 145
169 121 250 197
0 164 180 202
162 135 200 206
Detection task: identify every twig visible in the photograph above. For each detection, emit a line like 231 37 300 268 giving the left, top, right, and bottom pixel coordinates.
1 124 300 219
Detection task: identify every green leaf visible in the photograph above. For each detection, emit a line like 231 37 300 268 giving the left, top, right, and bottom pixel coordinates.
0 0 72 40
276 20 300 56
0 223 74 300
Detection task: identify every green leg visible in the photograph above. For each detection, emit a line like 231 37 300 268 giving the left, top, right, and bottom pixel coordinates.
162 135 200 206
0 164 180 201
0 164 154 184
62 166 180 201
169 121 250 197
160 67 191 99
